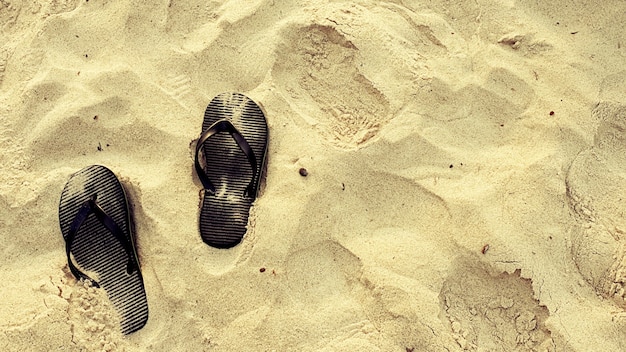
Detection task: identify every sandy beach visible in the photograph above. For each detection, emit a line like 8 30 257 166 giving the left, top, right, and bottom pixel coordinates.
1 0 626 350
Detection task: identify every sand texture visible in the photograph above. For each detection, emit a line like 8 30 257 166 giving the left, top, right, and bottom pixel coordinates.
1 0 626 351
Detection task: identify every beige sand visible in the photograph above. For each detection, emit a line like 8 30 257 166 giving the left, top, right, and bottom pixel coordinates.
1 0 626 350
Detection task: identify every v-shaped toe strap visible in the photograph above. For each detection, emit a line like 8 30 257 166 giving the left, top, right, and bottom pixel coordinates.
194 118 258 197
65 196 137 288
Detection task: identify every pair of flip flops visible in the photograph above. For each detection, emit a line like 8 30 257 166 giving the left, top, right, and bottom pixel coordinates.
58 93 268 334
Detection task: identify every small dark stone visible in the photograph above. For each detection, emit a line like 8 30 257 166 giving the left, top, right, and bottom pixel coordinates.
299 168 308 177
259 268 266 273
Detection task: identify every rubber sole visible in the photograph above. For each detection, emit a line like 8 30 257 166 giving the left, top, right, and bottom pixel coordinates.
59 165 148 335
199 92 268 248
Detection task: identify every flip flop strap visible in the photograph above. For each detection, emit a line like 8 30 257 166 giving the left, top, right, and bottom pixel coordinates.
65 198 137 288
195 119 258 197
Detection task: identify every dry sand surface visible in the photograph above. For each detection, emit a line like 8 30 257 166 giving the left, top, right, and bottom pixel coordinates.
1 0 626 351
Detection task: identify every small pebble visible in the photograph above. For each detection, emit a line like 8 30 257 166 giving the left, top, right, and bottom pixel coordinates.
260 267 266 273
299 168 308 177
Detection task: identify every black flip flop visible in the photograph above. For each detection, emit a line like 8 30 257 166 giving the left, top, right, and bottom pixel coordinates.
194 92 268 248
58 165 148 335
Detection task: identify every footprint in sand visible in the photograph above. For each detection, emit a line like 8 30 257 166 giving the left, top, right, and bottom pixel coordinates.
273 22 391 149
161 73 193 110
566 100 626 308
439 259 555 351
